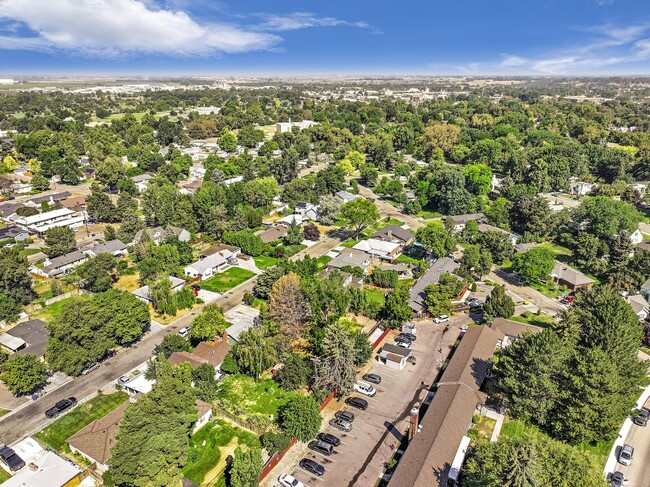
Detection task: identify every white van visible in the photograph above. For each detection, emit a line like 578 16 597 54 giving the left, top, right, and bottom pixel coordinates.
353 380 377 397
178 326 191 338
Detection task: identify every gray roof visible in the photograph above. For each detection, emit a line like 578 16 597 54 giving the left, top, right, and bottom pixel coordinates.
448 213 484 225
134 226 189 243
381 343 411 358
328 249 371 270
371 225 414 243
132 174 153 183
89 239 127 255
335 190 359 201
551 261 595 287
477 223 510 236
0 203 24 218
0 225 27 239
28 191 71 205
642 278 650 291
224 304 260 341
409 257 460 312
9 319 48 357
43 250 87 275
132 276 185 301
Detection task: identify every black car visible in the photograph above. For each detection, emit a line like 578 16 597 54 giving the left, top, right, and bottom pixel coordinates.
0 444 25 472
45 396 77 418
610 471 628 487
318 432 341 447
634 407 650 426
335 410 355 422
299 458 325 476
308 440 334 456
346 397 368 410
362 373 382 385
396 333 413 343
398 332 416 342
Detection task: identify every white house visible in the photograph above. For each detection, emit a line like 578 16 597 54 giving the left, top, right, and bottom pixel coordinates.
132 276 185 304
189 165 206 179
568 180 596 196
335 190 360 204
41 250 88 278
352 238 402 261
295 202 317 215
276 214 304 226
631 229 644 245
184 248 238 280
223 176 244 187
132 174 153 193
626 294 650 321
447 213 485 234
84 239 128 258
276 120 318 133
15 208 86 234
194 400 213 433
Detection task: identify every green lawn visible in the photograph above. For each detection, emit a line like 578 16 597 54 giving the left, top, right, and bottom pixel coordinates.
35 392 128 452
315 255 332 270
19 248 42 259
538 242 573 263
276 244 307 257
35 296 79 321
253 256 278 269
216 375 298 426
0 468 10 484
364 288 386 307
340 239 357 248
183 419 260 487
199 268 255 293
417 210 443 219
510 311 558 328
531 281 569 299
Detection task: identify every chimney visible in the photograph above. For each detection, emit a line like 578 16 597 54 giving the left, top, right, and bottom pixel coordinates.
222 330 228 343
408 406 420 440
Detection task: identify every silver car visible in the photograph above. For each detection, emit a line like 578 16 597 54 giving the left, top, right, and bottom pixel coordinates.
618 444 634 466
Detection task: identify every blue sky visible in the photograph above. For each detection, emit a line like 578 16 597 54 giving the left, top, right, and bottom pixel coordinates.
0 0 649 75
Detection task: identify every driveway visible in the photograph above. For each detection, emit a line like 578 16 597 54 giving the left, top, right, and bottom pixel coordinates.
488 269 566 317
357 185 424 230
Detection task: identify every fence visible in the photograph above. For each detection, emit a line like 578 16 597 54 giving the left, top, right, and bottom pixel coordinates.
372 327 391 350
44 289 80 306
212 409 268 436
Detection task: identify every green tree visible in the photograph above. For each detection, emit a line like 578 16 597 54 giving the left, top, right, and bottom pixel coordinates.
464 163 493 195
460 246 493 279
218 132 237 152
96 155 126 191
0 248 35 308
276 353 311 391
44 226 76 258
76 253 116 293
482 285 514 320
572 196 640 239
313 321 357 394
284 220 304 245
268 273 306 339
279 395 323 442
424 273 465 316
339 198 380 239
190 304 228 344
230 446 263 487
192 362 219 402
1 354 47 395
232 327 276 379
416 224 457 258
87 185 117 223
384 287 412 328
153 334 192 359
512 247 555 285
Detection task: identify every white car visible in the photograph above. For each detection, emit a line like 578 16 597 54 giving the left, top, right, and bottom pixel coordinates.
395 340 412 349
178 326 191 338
434 315 449 324
278 473 305 487
353 380 377 397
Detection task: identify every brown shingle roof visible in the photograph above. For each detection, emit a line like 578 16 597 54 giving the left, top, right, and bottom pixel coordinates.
256 226 287 243
491 318 543 338
67 400 130 464
169 351 208 369
193 341 230 367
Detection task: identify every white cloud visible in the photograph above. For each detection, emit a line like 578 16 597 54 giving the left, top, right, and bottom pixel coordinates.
0 0 280 55
500 55 528 67
254 12 371 32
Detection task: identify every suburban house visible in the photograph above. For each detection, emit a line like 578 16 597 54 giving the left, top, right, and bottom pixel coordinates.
477 223 518 245
626 294 650 321
179 180 203 196
327 249 372 274
67 399 131 471
514 242 538 254
224 304 260 343
194 400 213 433
320 268 365 288
371 225 414 246
132 276 185 304
446 213 485 234
0 224 29 242
335 190 360 204
490 317 543 348
170 336 231 372
60 196 86 212
389 325 502 487
189 165 206 179
550 261 595 290
642 278 650 297
0 333 25 354
276 214 304 226
378 343 412 370
352 238 402 261
133 226 191 245
223 176 244 187
15 208 86 234
276 120 318 133
295 201 317 215
41 250 88 278
84 239 128 258
199 244 240 260
0 202 24 221
132 174 153 193
409 257 460 314
256 226 287 244
122 374 154 395
2 319 49 357
24 191 71 208
2 451 81 487
10 182 32 194
184 248 238 281
568 180 596 196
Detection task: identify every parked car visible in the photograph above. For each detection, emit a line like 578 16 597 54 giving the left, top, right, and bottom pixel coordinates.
395 340 412 349
299 458 325 476
0 444 24 472
329 417 352 432
634 407 650 426
278 473 304 487
117 376 130 385
353 380 376 397
81 362 99 375
618 444 634 466
335 410 355 422
178 326 191 338
345 397 368 410
610 472 629 487
45 397 77 418
467 298 483 307
308 440 334 456
434 315 449 324
398 332 416 342
318 433 341 447
362 373 382 385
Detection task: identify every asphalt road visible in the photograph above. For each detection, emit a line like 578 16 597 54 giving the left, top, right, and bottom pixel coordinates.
0 234 344 446
488 269 566 317
356 185 424 230
613 405 650 487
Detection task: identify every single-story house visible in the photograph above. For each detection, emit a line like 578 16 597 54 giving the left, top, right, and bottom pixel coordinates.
41 250 88 278
67 399 130 471
477 223 518 245
179 180 202 196
550 261 595 291
25 191 71 208
133 226 191 245
375 263 410 278
319 268 364 288
626 294 650 321
132 174 153 193
122 374 154 395
446 213 485 234
224 304 260 343
0 333 25 354
133 276 185 304
189 165 206 179
352 238 401 261
514 242 538 254
6 319 48 357
327 249 372 274
199 244 240 260
170 337 231 371
0 202 24 221
84 239 128 258
256 226 287 244
11 182 32 194
194 400 213 434
0 224 29 242
184 248 237 281
490 317 543 348
276 214 303 226
335 190 360 204
60 196 86 212
568 180 595 196
16 208 85 234
409 257 460 313
2 451 81 487
378 343 411 370
223 176 244 187
371 225 414 246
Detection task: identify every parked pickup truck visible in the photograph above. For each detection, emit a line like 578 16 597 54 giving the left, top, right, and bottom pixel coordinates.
0 444 25 471
45 397 77 419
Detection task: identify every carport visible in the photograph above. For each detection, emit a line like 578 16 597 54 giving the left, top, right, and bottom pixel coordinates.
378 343 411 370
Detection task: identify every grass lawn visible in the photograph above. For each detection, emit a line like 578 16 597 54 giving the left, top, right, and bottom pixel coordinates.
277 244 307 257
340 239 357 248
315 255 331 270
35 296 78 322
469 416 497 443
364 288 386 307
35 392 128 452
199 268 255 293
417 210 443 219
184 419 260 487
0 408 8 417
19 248 42 259
531 281 568 300
0 468 10 483
511 311 558 328
538 242 573 263
339 318 364 334
253 256 278 269
216 375 298 426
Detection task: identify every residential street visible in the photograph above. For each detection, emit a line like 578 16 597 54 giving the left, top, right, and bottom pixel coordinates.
613 402 650 487
488 269 566 317
356 185 424 230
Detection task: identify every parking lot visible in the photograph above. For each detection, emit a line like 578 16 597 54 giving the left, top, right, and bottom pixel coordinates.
266 315 470 487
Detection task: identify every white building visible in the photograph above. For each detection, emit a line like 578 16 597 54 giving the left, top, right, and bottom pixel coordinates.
352 238 402 261
184 248 239 281
132 174 153 193
276 120 318 133
15 208 85 234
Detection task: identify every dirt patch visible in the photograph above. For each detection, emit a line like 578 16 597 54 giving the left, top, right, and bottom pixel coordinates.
203 438 240 487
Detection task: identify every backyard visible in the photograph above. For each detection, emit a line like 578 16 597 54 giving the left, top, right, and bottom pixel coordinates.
364 287 386 307
183 419 261 487
35 391 128 452
253 256 278 269
199 268 255 293
510 311 557 328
